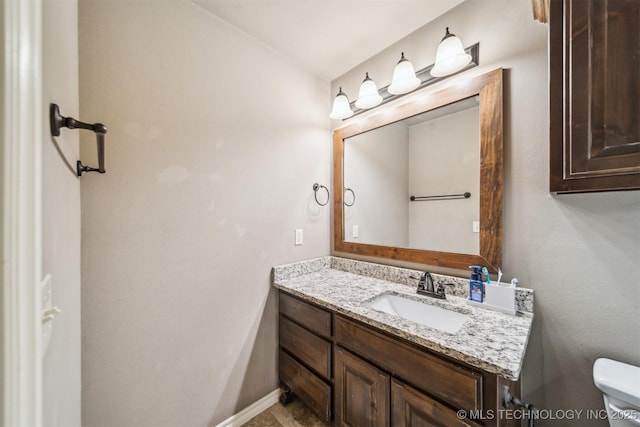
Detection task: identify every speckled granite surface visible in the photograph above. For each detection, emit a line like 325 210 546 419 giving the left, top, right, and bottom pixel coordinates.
272 256 331 282
273 257 533 381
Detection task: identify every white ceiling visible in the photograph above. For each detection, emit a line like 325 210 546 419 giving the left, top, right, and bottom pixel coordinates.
191 0 465 82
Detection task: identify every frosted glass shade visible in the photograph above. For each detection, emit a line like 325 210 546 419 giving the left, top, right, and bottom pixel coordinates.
388 53 421 95
355 73 383 109
329 87 353 119
431 28 472 77
389 62 421 94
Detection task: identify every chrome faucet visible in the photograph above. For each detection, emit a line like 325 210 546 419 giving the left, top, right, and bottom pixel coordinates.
411 272 453 299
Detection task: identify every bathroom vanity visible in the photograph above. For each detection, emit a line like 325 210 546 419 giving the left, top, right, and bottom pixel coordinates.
273 257 533 426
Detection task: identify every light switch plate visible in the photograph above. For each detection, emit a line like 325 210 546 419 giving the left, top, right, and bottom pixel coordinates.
472 221 480 233
295 229 303 245
352 225 359 238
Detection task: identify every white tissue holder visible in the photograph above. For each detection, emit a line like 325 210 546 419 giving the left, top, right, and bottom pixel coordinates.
467 285 517 315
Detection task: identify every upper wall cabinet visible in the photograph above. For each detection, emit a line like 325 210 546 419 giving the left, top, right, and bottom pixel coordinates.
549 0 640 193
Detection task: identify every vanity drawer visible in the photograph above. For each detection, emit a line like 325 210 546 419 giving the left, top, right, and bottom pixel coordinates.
335 316 483 412
279 315 332 379
279 292 332 338
391 379 473 427
279 349 332 422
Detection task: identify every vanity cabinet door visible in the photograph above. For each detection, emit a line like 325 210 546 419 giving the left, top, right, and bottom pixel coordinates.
335 315 483 413
391 379 473 427
334 347 390 427
549 0 640 193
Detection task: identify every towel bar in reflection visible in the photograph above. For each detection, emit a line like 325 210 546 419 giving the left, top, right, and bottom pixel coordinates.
409 192 471 201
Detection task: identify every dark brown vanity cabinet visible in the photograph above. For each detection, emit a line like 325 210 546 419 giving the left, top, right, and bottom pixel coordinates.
278 291 520 426
549 0 640 193
334 316 478 427
334 348 474 427
278 292 332 422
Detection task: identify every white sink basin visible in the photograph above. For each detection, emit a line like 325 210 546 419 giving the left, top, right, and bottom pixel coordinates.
366 293 469 334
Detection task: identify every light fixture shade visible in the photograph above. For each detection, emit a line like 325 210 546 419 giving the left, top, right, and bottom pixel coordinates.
355 73 383 109
388 52 421 95
329 87 353 119
431 27 472 77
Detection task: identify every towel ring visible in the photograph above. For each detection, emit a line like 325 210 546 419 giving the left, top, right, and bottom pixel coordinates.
312 183 330 206
344 187 355 207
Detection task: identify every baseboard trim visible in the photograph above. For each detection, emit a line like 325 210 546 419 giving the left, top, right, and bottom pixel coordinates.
216 388 281 427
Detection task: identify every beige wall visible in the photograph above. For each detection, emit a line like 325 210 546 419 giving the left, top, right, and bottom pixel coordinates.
42 0 82 425
79 0 330 425
332 0 640 423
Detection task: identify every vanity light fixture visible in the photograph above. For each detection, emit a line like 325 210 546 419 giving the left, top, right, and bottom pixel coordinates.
329 87 354 120
431 27 472 77
355 73 383 109
388 52 421 95
329 35 479 120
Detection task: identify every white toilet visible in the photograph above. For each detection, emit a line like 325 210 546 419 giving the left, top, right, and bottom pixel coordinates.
593 358 640 426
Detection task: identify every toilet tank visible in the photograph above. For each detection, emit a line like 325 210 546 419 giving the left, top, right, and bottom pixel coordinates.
593 358 640 427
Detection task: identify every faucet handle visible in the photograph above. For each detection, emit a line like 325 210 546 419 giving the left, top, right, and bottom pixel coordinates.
435 282 455 295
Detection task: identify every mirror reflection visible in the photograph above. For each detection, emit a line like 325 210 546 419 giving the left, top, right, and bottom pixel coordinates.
343 97 480 254
333 68 503 272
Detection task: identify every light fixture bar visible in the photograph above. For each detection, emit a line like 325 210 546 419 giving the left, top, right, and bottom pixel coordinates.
346 43 479 119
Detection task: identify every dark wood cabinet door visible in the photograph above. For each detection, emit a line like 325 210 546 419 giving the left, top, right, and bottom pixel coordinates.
391 380 472 427
335 315 483 413
334 347 390 427
550 0 640 193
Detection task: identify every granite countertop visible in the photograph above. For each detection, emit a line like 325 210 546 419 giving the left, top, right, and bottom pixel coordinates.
273 257 533 381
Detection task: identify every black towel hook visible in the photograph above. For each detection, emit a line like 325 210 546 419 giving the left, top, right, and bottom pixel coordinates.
50 103 108 177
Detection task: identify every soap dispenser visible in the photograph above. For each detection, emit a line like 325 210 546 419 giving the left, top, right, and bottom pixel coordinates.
469 265 484 303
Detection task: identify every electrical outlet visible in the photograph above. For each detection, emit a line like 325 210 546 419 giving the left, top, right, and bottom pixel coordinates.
295 229 303 245
352 225 359 238
472 221 480 233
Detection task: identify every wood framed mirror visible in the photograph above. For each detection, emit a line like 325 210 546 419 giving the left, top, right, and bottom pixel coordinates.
333 68 503 272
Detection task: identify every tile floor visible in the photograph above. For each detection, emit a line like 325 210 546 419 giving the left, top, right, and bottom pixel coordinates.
241 397 330 427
